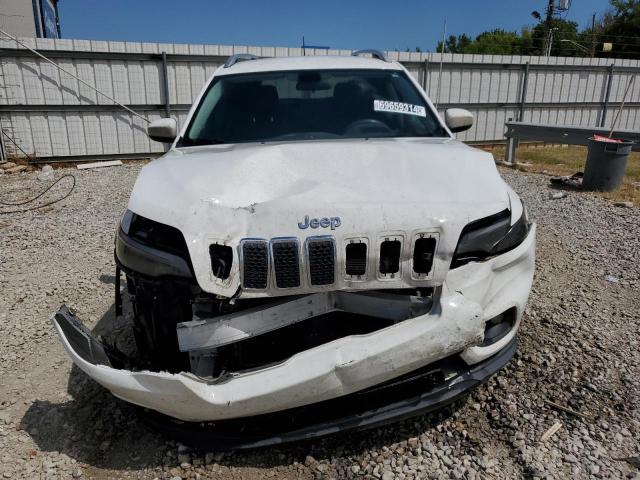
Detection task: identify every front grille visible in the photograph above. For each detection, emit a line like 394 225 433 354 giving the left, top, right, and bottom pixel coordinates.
345 242 367 276
413 237 436 274
379 239 401 274
272 240 301 288
241 241 269 289
307 238 335 286
239 232 437 291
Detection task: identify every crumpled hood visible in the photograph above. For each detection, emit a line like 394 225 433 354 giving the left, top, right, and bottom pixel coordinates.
128 138 512 296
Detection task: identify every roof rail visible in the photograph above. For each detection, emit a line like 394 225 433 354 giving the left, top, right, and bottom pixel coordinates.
351 49 389 62
224 53 260 68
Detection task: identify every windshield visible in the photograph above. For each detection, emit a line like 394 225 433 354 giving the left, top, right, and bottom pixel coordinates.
178 69 448 146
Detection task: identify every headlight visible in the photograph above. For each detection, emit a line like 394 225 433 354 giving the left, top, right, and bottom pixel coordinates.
120 209 134 235
119 210 189 259
451 203 530 268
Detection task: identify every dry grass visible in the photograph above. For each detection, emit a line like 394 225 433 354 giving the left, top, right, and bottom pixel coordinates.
485 144 640 205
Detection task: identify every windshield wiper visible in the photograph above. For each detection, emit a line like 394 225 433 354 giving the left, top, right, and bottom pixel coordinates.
177 137 226 147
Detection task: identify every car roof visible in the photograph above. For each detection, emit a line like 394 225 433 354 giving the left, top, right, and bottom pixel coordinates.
215 55 405 76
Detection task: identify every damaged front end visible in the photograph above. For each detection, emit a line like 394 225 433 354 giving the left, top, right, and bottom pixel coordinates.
53 303 517 450
52 210 535 447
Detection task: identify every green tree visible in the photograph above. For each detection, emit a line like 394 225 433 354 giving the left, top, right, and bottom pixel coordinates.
437 31 522 55
532 18 580 56
432 0 639 59
520 27 536 54
600 0 640 58
465 29 523 54
436 34 472 53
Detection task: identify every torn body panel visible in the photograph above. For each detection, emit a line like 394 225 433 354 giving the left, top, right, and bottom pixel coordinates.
52 225 535 423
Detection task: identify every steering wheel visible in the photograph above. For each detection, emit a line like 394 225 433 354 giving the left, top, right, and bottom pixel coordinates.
344 118 393 135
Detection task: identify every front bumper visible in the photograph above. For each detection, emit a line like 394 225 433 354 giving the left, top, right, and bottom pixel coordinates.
53 225 535 424
141 337 517 450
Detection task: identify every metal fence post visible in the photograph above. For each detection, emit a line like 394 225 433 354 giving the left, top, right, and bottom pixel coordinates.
505 135 519 165
600 64 614 128
160 51 171 118
422 59 429 92
518 62 530 122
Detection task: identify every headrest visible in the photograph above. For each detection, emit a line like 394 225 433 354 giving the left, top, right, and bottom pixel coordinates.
333 81 362 101
257 85 279 108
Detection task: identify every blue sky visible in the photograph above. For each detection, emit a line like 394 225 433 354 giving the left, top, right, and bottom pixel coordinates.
59 0 609 51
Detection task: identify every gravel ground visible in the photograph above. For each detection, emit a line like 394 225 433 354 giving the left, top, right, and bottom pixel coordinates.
0 163 638 480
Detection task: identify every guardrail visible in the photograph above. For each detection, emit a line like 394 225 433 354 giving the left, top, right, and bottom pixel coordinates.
503 122 640 164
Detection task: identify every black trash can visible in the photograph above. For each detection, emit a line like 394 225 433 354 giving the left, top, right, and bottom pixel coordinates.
582 137 634 191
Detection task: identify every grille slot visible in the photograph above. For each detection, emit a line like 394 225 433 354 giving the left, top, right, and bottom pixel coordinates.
272 239 301 288
345 242 367 276
241 241 269 289
413 237 436 274
307 238 335 286
379 240 401 275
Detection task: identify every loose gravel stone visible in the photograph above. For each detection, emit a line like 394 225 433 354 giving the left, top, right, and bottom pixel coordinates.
0 164 638 479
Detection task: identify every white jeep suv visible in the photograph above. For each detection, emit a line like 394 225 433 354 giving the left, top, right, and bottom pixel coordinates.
53 50 535 448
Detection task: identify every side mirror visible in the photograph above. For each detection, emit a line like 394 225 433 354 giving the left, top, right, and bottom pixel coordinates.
445 108 474 133
147 118 177 143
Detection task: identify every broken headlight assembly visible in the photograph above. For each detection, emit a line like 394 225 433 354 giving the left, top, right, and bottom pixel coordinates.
119 210 189 257
120 208 135 235
116 210 193 278
451 202 530 268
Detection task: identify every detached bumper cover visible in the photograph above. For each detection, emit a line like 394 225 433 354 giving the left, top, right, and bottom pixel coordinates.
143 338 517 450
53 306 516 450
52 225 535 426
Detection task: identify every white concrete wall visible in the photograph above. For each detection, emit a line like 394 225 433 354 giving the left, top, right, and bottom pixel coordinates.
0 0 36 38
1 37 639 159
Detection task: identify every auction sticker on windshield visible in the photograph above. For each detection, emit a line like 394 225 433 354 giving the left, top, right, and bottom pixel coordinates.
373 100 426 117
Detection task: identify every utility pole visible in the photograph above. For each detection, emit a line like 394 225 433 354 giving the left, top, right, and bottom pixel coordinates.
547 28 558 57
590 13 596 58
543 0 555 56
435 18 446 110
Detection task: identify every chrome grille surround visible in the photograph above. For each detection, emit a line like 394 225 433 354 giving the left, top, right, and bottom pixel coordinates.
239 231 439 292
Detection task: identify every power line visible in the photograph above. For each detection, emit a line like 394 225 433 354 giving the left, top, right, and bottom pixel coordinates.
556 38 640 48
590 34 640 40
578 33 640 41
560 32 640 45
443 36 640 53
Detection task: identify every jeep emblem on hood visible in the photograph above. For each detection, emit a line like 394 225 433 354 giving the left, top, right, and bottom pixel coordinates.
298 215 341 230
